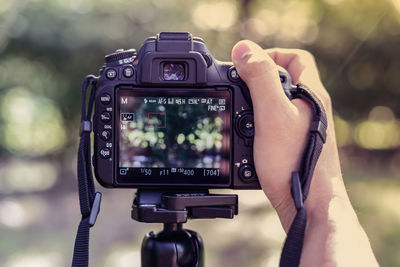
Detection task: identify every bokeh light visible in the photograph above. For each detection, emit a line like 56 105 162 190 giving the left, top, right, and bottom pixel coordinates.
0 198 27 228
334 115 352 147
192 2 238 31
1 88 66 156
0 160 57 194
392 0 400 14
0 0 399 266
103 246 140 267
354 106 400 150
5 251 64 267
347 63 377 89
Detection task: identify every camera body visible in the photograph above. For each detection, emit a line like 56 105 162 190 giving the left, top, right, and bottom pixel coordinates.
92 32 292 189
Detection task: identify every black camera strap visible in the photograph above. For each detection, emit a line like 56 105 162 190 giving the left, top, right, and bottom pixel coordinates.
71 77 326 267
72 75 101 267
279 84 327 267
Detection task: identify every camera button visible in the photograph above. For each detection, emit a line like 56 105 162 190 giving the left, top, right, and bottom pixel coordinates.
101 112 111 123
228 66 241 82
100 148 111 159
236 112 254 139
123 67 134 78
100 94 111 105
101 130 111 141
239 164 256 183
105 68 117 80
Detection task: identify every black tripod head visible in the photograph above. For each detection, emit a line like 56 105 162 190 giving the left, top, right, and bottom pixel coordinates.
132 189 238 223
131 190 239 267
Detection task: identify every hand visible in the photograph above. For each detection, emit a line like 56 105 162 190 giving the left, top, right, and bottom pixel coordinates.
231 40 379 267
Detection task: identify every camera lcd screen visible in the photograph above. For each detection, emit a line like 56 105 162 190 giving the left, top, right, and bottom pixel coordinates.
116 88 231 186
162 62 185 81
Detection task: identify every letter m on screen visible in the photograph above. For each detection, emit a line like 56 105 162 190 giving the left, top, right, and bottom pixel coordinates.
121 98 128 104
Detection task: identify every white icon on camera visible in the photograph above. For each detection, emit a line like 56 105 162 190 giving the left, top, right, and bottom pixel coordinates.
119 168 128 175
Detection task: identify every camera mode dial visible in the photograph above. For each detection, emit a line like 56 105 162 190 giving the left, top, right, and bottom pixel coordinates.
105 49 137 64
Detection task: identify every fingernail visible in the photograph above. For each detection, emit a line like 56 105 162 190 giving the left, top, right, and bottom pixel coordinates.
233 43 251 61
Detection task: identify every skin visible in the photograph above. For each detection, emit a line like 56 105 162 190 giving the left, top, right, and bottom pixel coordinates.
231 40 379 267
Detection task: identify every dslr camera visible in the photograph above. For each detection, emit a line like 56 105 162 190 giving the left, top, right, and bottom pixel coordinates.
93 32 292 189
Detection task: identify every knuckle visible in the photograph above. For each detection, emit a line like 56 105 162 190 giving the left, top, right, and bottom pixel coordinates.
241 52 276 80
295 49 315 62
289 50 317 72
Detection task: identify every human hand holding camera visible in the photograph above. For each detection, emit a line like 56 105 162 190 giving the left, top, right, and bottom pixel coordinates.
232 40 379 267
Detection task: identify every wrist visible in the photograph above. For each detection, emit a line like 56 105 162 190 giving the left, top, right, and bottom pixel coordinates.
275 174 351 233
273 174 379 267
301 192 379 267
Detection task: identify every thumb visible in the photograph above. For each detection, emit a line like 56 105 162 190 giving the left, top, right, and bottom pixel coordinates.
231 40 293 123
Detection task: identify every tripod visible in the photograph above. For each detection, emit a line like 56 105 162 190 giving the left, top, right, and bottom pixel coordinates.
131 189 239 267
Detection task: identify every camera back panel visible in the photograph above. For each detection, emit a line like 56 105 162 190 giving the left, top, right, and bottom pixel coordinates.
93 32 291 189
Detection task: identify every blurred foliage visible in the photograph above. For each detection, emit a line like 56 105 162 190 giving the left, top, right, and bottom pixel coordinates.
120 98 225 168
0 0 400 266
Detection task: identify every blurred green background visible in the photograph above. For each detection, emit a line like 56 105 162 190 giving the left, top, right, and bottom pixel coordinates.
1 0 400 266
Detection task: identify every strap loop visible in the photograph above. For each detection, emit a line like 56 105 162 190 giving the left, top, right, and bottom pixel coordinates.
88 192 102 227
291 172 304 210
79 120 92 136
310 120 327 143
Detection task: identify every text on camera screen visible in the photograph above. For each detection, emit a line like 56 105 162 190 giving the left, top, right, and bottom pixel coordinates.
116 89 231 185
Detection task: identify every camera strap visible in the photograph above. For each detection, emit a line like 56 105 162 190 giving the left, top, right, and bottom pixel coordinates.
279 84 327 267
72 75 101 267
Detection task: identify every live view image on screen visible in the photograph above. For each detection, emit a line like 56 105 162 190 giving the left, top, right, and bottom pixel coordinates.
117 89 231 180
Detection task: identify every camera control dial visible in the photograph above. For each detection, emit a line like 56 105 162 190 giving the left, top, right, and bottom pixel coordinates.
105 49 137 64
235 111 254 139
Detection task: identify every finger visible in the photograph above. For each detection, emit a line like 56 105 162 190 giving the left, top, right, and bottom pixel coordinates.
231 40 294 124
265 48 320 82
265 48 326 94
